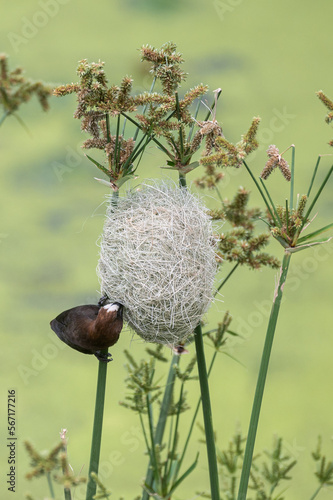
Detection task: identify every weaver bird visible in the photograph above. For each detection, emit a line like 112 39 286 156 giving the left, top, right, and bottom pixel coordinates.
50 299 123 362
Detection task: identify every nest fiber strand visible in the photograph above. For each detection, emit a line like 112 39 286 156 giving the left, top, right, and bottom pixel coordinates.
98 182 217 345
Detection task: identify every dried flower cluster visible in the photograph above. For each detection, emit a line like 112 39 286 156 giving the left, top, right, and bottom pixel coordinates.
269 194 308 245
120 344 197 416
135 84 209 173
141 41 187 96
120 347 164 414
210 188 280 270
24 439 86 489
136 43 213 175
260 145 291 181
317 90 333 146
257 141 332 252
54 60 139 186
53 43 214 186
24 440 63 480
206 310 233 350
53 43 264 191
54 59 136 116
312 436 333 489
196 117 260 188
0 53 51 119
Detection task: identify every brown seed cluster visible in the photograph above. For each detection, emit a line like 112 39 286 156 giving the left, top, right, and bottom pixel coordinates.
317 90 333 147
209 188 280 270
261 145 291 181
0 53 52 116
196 117 261 189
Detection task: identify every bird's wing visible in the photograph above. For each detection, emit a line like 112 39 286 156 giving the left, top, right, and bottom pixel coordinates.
50 305 100 355
50 317 94 354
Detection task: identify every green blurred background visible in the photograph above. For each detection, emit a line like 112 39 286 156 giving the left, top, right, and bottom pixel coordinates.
1 0 333 498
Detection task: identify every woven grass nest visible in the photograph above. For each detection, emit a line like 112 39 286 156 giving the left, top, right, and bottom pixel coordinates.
98 181 217 346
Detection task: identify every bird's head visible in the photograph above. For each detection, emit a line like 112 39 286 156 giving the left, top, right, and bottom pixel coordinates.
100 302 123 320
94 302 124 343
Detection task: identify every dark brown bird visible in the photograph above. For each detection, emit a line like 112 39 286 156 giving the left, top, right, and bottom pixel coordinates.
50 298 123 362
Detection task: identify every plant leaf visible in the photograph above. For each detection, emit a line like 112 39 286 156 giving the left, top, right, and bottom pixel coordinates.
303 165 333 222
169 453 199 496
226 329 242 337
185 160 200 171
286 237 332 253
94 177 118 191
116 174 137 188
85 154 110 175
273 235 290 248
297 222 333 244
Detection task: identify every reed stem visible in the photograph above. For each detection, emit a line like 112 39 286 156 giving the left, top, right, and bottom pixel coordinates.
237 251 291 499
194 323 220 500
47 471 55 498
141 355 180 500
85 356 108 500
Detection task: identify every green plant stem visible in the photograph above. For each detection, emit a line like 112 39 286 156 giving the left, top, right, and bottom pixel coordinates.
105 113 111 143
173 350 218 484
309 485 323 500
243 161 277 225
127 130 151 165
0 111 9 126
215 263 240 295
292 164 333 247
290 145 295 210
115 113 121 170
214 185 224 204
146 394 161 488
156 355 180 444
259 178 282 226
142 354 180 500
167 381 185 480
303 165 333 223
133 76 156 141
203 88 222 121
63 464 72 500
12 112 31 135
194 323 220 500
307 156 321 197
121 111 174 160
179 173 186 187
237 250 291 500
187 99 201 142
61 437 72 500
85 356 108 500
47 471 55 499
64 487 71 500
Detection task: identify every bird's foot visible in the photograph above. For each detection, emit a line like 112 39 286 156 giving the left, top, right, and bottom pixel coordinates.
94 351 113 362
98 295 109 307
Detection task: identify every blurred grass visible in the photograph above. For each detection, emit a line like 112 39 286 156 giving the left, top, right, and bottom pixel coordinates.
1 0 333 499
